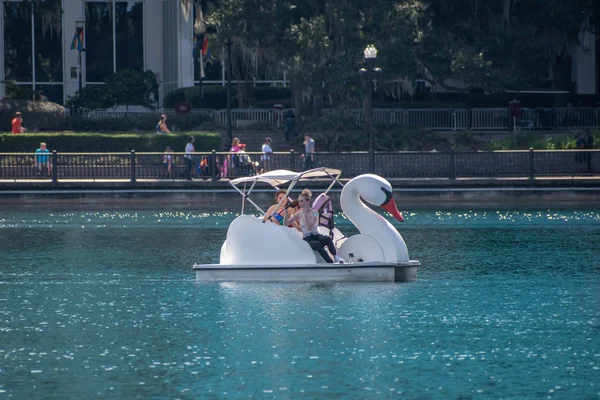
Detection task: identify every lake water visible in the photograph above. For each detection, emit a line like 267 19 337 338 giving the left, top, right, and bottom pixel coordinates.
1 209 599 399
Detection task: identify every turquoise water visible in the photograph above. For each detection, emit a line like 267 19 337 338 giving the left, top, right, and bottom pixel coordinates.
1 209 599 399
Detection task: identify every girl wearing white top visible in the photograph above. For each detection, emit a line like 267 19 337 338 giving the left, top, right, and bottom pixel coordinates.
286 189 343 263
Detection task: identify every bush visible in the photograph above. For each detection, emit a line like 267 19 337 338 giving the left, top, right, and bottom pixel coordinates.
376 126 449 151
487 131 599 150
67 69 158 110
0 100 65 131
298 109 449 151
64 113 211 132
163 85 292 109
453 130 477 150
0 132 221 153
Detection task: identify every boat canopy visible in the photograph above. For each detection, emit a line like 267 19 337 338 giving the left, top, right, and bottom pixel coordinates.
230 167 342 188
229 167 343 216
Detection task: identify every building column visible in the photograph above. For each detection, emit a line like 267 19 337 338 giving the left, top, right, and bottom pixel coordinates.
0 1 5 99
144 0 164 105
63 0 85 102
177 0 194 88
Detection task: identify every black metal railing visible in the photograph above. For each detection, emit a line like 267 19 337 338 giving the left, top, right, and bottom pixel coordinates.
0 149 598 183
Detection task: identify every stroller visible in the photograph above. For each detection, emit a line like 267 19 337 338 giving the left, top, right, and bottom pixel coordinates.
237 152 258 176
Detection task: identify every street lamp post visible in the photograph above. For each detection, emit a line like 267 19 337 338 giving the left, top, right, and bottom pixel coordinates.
226 37 233 147
75 20 85 114
359 44 381 173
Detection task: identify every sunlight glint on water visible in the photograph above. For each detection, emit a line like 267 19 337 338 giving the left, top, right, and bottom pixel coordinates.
0 209 598 398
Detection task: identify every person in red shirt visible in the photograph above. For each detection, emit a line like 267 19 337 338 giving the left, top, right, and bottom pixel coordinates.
12 112 26 134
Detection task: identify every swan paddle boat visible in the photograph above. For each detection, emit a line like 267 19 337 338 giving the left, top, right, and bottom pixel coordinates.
193 167 420 282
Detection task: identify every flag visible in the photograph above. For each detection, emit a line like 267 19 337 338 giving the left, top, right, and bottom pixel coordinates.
70 27 84 51
201 36 209 57
194 35 209 79
193 34 200 58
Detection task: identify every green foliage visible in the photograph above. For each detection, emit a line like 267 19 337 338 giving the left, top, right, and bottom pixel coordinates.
68 69 158 109
300 109 360 132
104 70 158 107
2 81 34 100
236 121 277 131
163 85 291 109
63 113 211 132
67 85 115 110
299 108 448 151
0 132 221 153
376 126 450 151
453 130 477 150
0 100 65 131
487 131 599 150
200 0 597 112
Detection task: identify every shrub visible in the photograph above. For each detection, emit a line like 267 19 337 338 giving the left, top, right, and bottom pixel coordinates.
63 113 211 132
0 100 65 131
376 126 449 151
67 69 158 110
453 130 477 150
299 108 449 151
163 85 292 109
0 132 221 153
487 131 599 150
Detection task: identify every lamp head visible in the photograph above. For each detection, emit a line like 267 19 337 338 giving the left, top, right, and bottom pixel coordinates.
364 44 378 60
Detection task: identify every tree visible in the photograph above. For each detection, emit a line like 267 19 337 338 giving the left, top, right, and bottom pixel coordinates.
413 0 598 92
68 69 158 110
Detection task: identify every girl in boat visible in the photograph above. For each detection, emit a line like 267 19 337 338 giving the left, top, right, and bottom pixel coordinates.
264 189 298 228
287 189 343 264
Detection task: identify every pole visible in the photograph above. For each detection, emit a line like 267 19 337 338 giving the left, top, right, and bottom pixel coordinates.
226 38 233 146
367 79 374 173
367 79 373 155
77 49 83 114
52 150 58 185
78 50 82 95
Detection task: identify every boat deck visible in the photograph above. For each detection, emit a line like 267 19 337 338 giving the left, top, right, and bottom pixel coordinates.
193 260 420 282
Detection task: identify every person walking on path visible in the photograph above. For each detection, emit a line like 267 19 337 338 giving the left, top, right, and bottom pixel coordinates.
261 137 273 173
183 136 195 180
12 112 26 133
301 133 315 170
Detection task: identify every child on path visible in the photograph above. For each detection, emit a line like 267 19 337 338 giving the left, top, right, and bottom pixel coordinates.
261 138 273 173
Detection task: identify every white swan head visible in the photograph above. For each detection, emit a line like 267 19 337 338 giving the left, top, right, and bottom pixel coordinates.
352 174 404 222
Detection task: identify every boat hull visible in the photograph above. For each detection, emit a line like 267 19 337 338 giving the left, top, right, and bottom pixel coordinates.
193 261 419 282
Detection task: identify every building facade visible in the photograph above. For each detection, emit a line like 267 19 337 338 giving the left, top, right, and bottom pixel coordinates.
0 0 596 105
0 0 286 105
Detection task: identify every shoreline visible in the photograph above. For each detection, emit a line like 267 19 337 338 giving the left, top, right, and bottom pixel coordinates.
1 183 599 210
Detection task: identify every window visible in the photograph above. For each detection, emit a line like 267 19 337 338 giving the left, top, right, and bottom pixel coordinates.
85 1 143 83
85 2 113 82
115 2 143 71
3 0 63 102
4 1 32 82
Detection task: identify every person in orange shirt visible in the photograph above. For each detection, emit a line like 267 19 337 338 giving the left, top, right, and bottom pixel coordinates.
12 112 26 133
